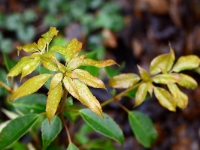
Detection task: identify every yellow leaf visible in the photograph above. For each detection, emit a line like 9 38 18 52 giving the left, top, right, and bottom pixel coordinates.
46 83 62 121
168 84 188 109
37 38 46 51
50 73 63 90
63 77 79 100
10 74 51 101
42 27 58 44
154 87 176 111
108 73 140 88
177 73 198 88
72 69 106 89
66 55 85 71
153 73 180 84
135 83 148 107
17 42 38 53
81 59 117 68
41 56 58 71
137 65 150 81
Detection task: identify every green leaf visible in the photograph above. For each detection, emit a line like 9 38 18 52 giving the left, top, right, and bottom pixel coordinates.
0 114 38 149
41 116 62 150
49 73 63 90
7 56 31 77
46 83 62 121
50 46 66 57
65 38 82 62
108 73 140 88
137 65 150 81
153 74 179 84
177 73 198 88
150 49 175 75
80 108 124 144
73 79 103 117
10 74 51 100
42 27 59 44
67 142 79 150
168 84 188 109
135 83 148 107
66 55 85 71
17 42 38 53
3 52 18 71
37 38 47 50
172 55 200 72
12 94 46 114
128 111 157 148
20 57 41 80
81 58 117 68
41 56 58 71
154 87 176 111
72 69 106 89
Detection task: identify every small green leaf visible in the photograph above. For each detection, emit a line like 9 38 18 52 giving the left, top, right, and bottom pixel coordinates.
67 142 79 150
135 83 148 107
17 42 38 53
154 87 176 111
153 74 179 84
73 79 103 117
172 55 200 72
65 38 82 62
7 56 31 77
41 116 62 150
37 38 46 50
0 114 38 149
46 83 62 121
108 73 140 88
138 65 150 81
49 73 63 90
42 27 59 44
12 94 47 114
20 57 40 80
80 108 124 144
72 69 106 89
128 111 157 148
41 56 58 71
10 74 51 100
66 55 85 71
150 49 175 75
177 73 198 88
168 84 188 109
81 59 117 68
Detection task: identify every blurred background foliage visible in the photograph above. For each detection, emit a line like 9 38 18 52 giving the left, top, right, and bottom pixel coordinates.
1 0 200 149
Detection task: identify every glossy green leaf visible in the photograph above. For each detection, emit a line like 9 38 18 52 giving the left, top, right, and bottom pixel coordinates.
72 69 106 89
37 38 46 50
41 56 58 71
74 79 103 117
67 142 79 150
65 38 82 62
7 56 31 77
80 108 124 144
10 74 51 100
20 57 40 81
17 42 38 53
0 114 38 149
108 73 140 88
46 83 62 121
42 27 58 44
177 73 198 88
50 73 63 90
153 73 179 84
168 84 188 109
128 111 157 148
135 83 148 107
138 65 150 81
81 58 117 68
172 55 200 72
154 87 176 111
150 49 175 75
66 55 85 71
41 116 62 150
12 94 46 114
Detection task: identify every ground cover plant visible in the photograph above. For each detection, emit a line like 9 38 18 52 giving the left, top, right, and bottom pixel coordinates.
0 27 199 150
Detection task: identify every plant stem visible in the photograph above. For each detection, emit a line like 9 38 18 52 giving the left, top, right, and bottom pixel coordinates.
0 81 12 93
101 82 141 107
116 101 129 113
61 113 71 143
